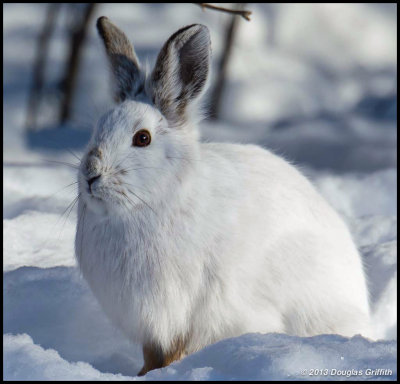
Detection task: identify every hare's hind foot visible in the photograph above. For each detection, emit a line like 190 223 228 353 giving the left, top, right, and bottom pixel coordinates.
137 337 187 376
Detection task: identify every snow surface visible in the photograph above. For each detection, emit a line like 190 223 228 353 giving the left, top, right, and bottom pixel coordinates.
3 3 397 381
3 333 396 381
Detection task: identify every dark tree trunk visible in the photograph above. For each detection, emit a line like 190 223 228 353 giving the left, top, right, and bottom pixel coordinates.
59 3 97 125
25 3 60 131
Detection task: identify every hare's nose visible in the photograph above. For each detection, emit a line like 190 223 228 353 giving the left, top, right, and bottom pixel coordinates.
87 174 101 192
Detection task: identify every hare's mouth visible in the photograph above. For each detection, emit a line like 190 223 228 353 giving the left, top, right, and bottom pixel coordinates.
81 182 105 206
82 188 111 215
84 183 102 199
89 194 103 202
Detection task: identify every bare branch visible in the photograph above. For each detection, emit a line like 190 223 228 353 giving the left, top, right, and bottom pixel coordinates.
209 3 243 119
195 3 252 21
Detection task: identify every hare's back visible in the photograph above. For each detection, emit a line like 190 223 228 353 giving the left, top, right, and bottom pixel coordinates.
201 142 329 217
200 141 360 268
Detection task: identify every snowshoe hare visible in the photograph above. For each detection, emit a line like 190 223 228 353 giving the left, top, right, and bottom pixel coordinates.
75 17 372 376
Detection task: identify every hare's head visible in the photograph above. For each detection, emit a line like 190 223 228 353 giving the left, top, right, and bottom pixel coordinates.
79 17 211 215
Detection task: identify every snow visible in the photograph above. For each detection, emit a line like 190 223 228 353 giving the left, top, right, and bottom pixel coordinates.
3 334 133 381
3 3 396 381
4 333 397 381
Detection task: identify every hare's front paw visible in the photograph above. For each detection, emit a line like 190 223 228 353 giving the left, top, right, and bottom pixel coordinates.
137 337 187 376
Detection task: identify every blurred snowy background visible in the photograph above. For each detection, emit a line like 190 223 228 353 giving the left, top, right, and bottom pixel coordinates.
3 3 397 380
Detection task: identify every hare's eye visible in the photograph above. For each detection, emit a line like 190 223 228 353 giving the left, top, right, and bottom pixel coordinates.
132 129 151 147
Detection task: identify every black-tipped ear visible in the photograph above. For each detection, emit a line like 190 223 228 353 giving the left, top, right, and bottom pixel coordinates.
148 24 211 125
97 16 142 102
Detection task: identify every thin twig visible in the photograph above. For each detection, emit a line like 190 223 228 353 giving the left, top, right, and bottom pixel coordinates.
195 3 252 21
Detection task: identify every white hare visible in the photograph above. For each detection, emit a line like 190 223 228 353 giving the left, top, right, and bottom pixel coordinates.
75 17 372 376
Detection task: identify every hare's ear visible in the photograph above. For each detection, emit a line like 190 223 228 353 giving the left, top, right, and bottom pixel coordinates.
148 24 211 125
97 16 143 102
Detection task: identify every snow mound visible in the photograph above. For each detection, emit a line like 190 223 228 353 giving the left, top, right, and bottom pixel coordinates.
3 334 133 381
145 333 397 381
4 333 396 381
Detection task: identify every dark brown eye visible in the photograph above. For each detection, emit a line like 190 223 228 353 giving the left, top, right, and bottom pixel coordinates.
132 129 151 147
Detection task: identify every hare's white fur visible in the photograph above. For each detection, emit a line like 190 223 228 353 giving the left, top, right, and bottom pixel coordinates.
76 20 372 358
